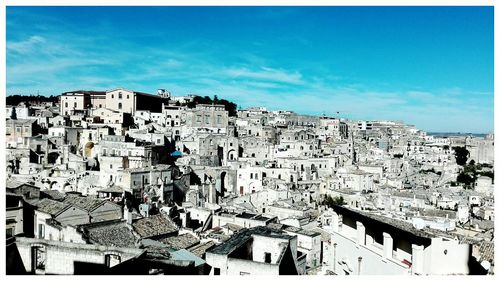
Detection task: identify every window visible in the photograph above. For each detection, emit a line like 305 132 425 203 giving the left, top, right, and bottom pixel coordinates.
214 268 220 275
118 103 122 110
205 115 209 124
74 102 77 108
32 246 46 271
16 127 21 133
38 224 45 238
65 102 68 107
196 115 202 123
112 94 114 98
264 252 271 263
118 92 122 99
127 95 130 99
217 115 221 124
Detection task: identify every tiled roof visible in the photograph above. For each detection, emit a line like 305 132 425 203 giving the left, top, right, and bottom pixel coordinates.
40 190 66 201
475 241 494 262
81 220 137 248
33 198 70 216
62 194 104 212
187 241 216 258
132 214 178 239
158 233 200 250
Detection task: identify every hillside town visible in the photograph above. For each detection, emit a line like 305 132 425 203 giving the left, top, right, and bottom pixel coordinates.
5 88 495 275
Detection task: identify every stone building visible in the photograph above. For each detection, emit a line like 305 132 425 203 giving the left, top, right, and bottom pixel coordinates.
206 226 306 275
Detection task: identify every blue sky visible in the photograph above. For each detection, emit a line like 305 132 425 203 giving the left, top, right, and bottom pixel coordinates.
6 6 494 133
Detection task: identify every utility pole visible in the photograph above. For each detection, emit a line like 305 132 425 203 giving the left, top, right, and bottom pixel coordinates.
358 256 362 275
333 242 337 273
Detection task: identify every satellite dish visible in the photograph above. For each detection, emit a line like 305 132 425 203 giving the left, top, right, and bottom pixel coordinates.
481 261 491 271
413 218 426 230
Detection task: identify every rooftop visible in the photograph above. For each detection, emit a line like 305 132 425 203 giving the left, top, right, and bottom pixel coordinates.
80 220 137 248
61 90 106 95
32 198 71 216
284 226 321 237
186 241 216 258
62 194 105 212
158 233 200 250
40 189 66 201
132 214 179 239
207 226 294 255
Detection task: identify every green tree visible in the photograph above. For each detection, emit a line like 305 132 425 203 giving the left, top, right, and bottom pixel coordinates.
453 146 469 166
321 195 346 207
457 172 475 188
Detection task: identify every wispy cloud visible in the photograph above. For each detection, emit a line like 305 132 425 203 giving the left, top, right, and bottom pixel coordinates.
6 7 493 133
7 35 46 54
223 67 303 85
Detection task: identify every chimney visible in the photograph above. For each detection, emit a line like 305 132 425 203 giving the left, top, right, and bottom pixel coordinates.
331 212 340 232
411 244 424 275
124 206 133 225
383 232 393 259
356 221 366 245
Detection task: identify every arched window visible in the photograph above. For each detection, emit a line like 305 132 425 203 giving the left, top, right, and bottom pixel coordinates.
118 103 122 110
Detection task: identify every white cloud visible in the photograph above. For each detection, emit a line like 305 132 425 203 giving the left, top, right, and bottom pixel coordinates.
7 35 46 54
6 25 493 133
223 66 303 84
